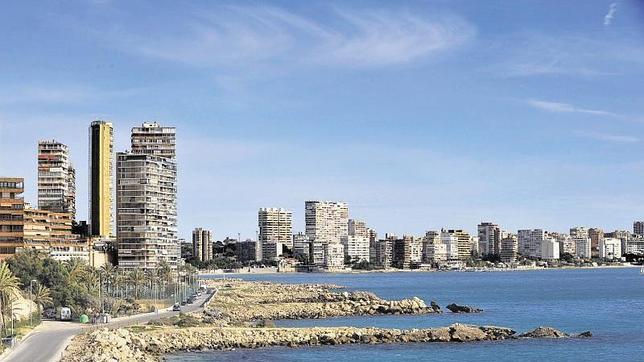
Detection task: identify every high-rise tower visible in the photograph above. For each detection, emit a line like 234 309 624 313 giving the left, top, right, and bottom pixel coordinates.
38 140 76 219
89 121 114 237
116 122 178 270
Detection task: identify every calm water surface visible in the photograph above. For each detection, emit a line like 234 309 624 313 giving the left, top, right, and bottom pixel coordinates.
168 268 644 361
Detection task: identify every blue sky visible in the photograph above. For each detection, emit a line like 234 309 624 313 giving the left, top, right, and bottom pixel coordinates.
1 0 643 240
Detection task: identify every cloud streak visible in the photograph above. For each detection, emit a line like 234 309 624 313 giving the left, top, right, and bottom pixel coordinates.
526 99 619 117
575 130 638 143
604 2 617 26
109 5 475 68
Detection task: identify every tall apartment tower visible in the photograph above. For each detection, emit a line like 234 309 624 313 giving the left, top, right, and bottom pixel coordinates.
305 201 348 244
477 222 501 256
634 221 644 236
192 228 213 262
258 208 293 246
116 122 178 270
38 140 76 219
89 121 114 237
0 178 25 257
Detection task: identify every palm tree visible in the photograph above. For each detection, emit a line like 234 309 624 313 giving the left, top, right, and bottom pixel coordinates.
0 263 22 335
128 269 146 299
65 258 88 282
100 264 117 297
31 284 53 314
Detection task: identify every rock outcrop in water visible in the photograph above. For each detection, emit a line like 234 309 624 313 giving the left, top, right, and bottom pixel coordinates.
61 323 581 362
446 303 483 313
59 280 588 362
209 280 439 323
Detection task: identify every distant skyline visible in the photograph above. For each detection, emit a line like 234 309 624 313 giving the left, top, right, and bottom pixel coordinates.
1 1 644 240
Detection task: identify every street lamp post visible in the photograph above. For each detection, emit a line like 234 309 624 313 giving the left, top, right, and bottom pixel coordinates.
29 279 36 327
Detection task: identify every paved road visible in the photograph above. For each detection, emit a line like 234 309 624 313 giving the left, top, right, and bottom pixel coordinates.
4 291 214 362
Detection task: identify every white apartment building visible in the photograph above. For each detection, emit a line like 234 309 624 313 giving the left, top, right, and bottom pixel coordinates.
258 208 293 248
305 201 348 244
38 140 76 219
599 238 621 260
116 122 178 270
570 226 588 239
574 237 592 259
541 238 560 260
556 234 576 256
440 231 460 263
410 237 423 263
626 238 644 255
323 242 344 271
342 235 370 262
518 229 546 258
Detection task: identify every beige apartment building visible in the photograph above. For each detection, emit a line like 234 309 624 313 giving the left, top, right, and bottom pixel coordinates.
116 121 178 270
258 208 293 247
305 201 348 245
38 140 76 219
0 178 25 258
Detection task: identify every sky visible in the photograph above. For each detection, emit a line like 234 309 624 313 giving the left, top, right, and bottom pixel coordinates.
1 0 643 240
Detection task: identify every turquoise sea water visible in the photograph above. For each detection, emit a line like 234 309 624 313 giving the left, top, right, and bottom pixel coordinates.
168 268 644 361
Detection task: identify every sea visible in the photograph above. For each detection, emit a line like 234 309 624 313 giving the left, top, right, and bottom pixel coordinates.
167 268 644 362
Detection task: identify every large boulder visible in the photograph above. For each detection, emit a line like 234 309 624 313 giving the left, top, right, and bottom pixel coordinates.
519 327 569 338
446 303 482 313
449 324 487 342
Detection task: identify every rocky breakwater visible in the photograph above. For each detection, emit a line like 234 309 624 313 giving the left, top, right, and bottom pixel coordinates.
61 323 588 362
207 280 440 323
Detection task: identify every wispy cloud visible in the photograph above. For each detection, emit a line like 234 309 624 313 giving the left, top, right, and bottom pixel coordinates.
104 5 475 68
492 33 641 78
604 2 618 26
575 130 637 143
526 99 619 117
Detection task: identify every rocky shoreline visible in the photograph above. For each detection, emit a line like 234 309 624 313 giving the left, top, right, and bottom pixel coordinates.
59 279 590 362
62 323 590 362
207 280 443 323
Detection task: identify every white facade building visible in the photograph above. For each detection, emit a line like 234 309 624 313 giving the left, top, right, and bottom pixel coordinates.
258 208 293 248
541 238 560 260
518 229 546 258
323 242 345 271
342 235 370 262
440 231 460 263
599 238 622 260
305 201 348 244
574 237 592 259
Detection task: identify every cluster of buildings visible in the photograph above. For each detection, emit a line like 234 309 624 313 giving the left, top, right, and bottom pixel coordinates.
190 203 644 271
0 121 179 270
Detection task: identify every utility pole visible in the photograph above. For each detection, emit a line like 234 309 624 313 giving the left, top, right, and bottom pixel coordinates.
29 280 36 327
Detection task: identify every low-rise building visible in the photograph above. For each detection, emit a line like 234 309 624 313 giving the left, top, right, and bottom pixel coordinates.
261 241 284 262
236 240 259 263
